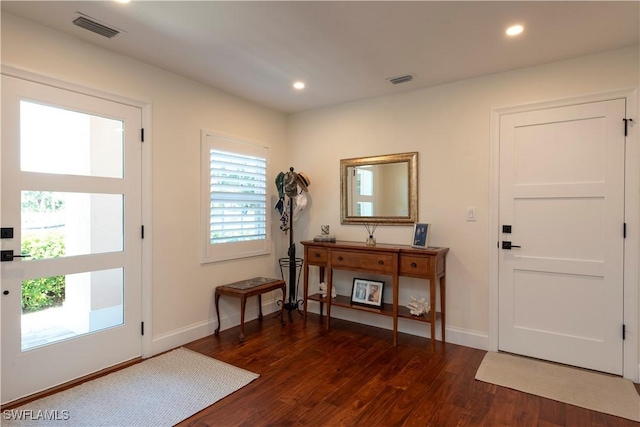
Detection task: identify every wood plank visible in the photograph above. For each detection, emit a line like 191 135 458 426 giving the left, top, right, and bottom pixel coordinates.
10 312 635 426
179 315 639 426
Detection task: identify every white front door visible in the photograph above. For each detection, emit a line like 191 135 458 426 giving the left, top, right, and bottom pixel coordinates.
1 76 143 403
498 99 625 375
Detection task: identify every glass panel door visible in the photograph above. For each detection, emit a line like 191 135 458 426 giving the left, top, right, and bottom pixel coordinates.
1 75 143 404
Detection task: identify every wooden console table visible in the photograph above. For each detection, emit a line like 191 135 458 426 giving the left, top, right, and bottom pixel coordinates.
301 240 448 350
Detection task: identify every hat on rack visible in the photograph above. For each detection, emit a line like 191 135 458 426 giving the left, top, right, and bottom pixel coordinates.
296 172 311 192
283 171 299 197
292 192 307 221
275 171 285 198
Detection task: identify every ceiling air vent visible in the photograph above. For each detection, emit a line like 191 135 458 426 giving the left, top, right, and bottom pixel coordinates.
72 13 122 39
387 74 414 85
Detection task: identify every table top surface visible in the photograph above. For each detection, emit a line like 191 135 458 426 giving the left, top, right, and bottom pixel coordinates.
219 276 284 291
301 240 449 255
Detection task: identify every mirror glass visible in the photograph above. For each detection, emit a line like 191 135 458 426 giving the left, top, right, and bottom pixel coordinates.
340 152 418 225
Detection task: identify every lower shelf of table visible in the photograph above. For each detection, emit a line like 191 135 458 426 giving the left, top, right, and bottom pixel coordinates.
307 293 441 323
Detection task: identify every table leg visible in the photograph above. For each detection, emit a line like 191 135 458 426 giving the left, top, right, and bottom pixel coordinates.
319 267 325 321
214 290 221 335
325 267 333 330
303 259 309 324
239 295 247 342
392 273 399 347
430 278 436 352
258 294 264 321
440 275 446 345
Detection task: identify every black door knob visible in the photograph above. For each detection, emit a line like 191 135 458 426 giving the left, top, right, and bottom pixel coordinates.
3 290 9 295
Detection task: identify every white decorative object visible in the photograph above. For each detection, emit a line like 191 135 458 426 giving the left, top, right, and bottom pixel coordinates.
407 296 430 316
319 282 327 298
319 282 337 299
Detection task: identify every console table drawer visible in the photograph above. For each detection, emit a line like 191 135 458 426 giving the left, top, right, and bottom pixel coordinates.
399 255 431 277
331 251 394 274
307 247 328 265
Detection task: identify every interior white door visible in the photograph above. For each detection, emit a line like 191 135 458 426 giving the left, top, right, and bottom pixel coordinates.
498 99 625 375
1 75 143 403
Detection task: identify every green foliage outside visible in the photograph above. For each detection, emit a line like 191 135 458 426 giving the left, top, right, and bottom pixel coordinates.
21 191 64 213
20 191 66 313
21 232 66 313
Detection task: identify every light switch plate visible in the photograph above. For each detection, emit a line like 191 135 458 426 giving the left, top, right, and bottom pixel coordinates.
466 207 476 222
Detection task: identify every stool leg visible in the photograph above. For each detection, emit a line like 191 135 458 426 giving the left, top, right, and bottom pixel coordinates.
258 294 264 321
214 290 221 335
239 295 246 342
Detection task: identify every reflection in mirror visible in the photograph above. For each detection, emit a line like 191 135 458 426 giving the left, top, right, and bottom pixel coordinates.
347 163 408 217
341 152 418 225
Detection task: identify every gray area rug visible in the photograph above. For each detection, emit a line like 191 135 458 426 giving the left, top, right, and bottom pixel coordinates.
3 348 259 426
476 351 640 422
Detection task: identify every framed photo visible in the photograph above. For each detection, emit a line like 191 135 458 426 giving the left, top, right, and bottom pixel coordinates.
351 278 384 308
411 223 430 249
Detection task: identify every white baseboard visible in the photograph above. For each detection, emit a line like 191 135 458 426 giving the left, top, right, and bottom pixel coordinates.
151 299 490 356
151 317 218 356
306 303 489 351
150 297 281 355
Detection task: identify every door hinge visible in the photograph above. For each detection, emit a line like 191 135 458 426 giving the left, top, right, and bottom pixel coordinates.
141 321 145 336
141 225 145 239
623 324 626 340
141 128 145 142
623 118 634 137
624 223 627 238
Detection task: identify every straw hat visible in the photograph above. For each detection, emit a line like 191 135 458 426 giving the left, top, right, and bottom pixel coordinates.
296 172 311 192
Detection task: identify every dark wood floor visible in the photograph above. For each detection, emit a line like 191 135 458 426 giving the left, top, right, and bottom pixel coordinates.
180 313 640 427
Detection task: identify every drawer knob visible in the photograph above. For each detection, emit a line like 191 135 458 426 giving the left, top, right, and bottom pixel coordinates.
378 260 384 265
338 256 343 261
411 262 417 268
315 253 320 258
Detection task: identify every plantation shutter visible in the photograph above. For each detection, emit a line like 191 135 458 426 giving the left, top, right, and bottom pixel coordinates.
209 150 267 243
201 131 270 263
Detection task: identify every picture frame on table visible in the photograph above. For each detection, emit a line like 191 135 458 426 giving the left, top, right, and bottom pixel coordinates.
411 223 430 249
351 278 384 308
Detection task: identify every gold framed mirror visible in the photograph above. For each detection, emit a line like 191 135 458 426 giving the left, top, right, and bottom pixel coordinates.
340 152 418 225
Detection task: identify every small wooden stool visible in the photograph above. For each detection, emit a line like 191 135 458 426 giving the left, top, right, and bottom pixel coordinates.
214 277 286 341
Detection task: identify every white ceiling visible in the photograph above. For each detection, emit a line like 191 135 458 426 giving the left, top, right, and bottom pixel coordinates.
2 1 639 113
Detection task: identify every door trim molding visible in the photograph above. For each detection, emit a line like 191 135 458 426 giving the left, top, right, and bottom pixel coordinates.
1 65 154 359
489 87 639 381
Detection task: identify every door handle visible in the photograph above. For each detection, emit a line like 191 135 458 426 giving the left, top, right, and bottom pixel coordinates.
0 250 31 262
501 241 521 250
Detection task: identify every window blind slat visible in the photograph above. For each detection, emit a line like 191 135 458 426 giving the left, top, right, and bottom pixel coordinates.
208 147 268 245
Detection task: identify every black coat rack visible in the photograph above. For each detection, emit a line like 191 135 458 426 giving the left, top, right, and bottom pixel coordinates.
279 167 304 320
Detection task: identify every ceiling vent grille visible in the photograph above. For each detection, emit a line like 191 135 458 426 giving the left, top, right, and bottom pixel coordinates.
72 14 121 39
387 74 414 85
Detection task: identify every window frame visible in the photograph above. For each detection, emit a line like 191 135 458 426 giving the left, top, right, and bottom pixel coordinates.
200 130 271 263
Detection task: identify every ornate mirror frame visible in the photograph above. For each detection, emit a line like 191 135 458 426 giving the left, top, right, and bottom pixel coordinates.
340 152 418 225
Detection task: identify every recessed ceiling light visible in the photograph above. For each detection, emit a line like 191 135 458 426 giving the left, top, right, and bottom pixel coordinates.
115 0 131 3
506 25 524 36
293 81 305 90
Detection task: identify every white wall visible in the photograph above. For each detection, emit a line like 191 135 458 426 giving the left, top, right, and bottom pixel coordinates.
2 11 639 360
1 13 290 353
288 46 640 349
